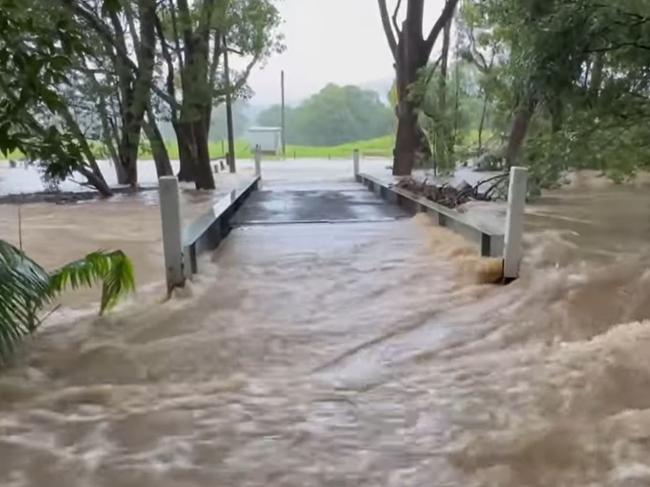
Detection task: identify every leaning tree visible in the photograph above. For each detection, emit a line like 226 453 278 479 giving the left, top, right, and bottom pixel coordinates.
378 0 459 175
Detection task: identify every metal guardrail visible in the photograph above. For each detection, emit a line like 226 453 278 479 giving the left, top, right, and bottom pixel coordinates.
356 173 505 258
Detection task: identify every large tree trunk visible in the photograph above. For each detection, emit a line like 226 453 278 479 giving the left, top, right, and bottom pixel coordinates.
505 98 537 167
109 0 157 187
379 0 459 176
176 118 213 189
392 27 429 175
172 0 216 189
174 122 196 182
393 100 422 176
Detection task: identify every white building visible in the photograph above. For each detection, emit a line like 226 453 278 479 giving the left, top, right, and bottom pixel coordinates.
246 126 283 155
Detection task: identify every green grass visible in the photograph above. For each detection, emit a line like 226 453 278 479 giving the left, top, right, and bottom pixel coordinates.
2 135 396 163
155 135 395 160
284 135 395 159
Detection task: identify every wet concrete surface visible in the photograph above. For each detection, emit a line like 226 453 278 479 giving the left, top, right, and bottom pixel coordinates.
232 186 409 225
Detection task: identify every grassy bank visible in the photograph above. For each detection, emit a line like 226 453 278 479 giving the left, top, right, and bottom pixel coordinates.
1 135 396 163
163 135 395 160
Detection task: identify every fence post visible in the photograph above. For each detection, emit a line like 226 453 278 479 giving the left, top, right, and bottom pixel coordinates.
503 166 528 280
353 149 360 179
159 176 185 293
254 144 262 178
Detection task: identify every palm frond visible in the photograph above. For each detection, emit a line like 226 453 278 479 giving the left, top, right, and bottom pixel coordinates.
48 250 135 315
0 240 136 365
0 240 50 364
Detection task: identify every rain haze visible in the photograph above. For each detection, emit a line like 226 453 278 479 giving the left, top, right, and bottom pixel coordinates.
247 0 447 104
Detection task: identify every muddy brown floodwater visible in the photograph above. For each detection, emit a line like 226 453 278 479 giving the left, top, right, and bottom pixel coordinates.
0 168 650 486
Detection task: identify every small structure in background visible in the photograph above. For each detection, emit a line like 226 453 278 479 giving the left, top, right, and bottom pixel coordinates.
246 126 282 155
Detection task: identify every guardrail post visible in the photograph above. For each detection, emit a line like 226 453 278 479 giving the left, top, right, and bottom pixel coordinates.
503 166 528 280
353 149 360 179
159 176 185 293
254 144 262 178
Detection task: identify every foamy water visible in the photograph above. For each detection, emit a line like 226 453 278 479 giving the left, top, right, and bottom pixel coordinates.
0 168 649 485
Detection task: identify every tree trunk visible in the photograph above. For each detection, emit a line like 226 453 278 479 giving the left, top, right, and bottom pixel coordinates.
171 0 216 189
505 98 537 167
435 12 453 175
378 0 460 176
77 167 113 197
589 52 604 99
549 98 564 134
110 0 157 187
478 90 489 151
174 122 197 182
144 108 173 178
393 101 422 176
116 135 139 186
175 132 194 182
59 104 113 197
174 118 214 189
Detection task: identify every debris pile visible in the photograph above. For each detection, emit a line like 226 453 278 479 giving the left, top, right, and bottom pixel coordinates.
395 174 509 209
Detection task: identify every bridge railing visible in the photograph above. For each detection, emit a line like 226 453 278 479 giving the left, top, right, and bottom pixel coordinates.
159 176 260 294
352 153 527 280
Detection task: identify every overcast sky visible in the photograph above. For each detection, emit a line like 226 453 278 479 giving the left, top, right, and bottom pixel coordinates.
245 0 446 105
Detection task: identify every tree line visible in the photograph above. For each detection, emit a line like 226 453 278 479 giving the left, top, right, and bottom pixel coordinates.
379 0 650 185
0 0 282 195
257 84 395 147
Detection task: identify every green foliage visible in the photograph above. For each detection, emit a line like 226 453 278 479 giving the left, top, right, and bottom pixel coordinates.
49 250 135 315
459 0 650 186
256 84 394 146
0 0 89 180
0 241 135 364
411 61 487 173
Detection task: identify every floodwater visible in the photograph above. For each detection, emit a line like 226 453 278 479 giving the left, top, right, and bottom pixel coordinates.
0 162 650 486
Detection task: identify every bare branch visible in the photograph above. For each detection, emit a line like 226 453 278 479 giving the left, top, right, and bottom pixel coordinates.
208 32 223 92
154 12 180 114
378 0 397 60
392 0 403 35
585 42 650 53
124 1 141 55
424 0 459 55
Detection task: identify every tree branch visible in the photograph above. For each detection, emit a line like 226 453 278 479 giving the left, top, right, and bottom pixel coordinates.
208 32 223 92
378 0 397 60
154 12 177 102
167 0 185 73
424 0 459 55
124 1 141 55
585 42 650 53
392 0 403 35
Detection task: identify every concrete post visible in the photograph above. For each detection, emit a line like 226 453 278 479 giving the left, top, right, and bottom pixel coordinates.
353 149 360 178
503 166 528 280
254 145 262 178
159 176 185 293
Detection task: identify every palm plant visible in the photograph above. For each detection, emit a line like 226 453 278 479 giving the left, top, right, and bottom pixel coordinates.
0 240 135 364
